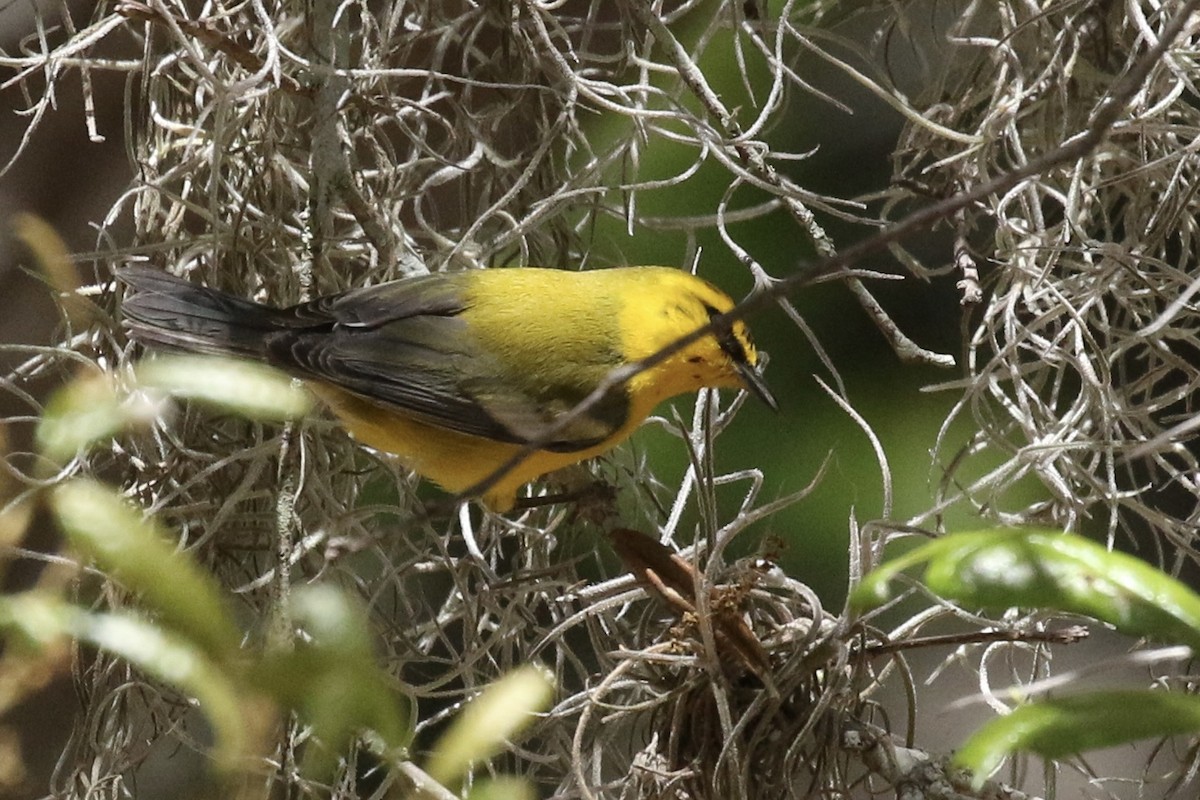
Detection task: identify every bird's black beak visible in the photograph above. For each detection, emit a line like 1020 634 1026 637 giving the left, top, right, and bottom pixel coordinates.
737 360 779 412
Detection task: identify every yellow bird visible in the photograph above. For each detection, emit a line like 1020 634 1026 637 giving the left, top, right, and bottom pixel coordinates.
118 266 776 511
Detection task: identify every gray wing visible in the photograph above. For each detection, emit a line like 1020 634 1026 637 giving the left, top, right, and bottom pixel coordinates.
267 276 626 450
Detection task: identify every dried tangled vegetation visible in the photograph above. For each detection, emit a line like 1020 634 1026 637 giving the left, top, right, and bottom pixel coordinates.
2 1 1200 798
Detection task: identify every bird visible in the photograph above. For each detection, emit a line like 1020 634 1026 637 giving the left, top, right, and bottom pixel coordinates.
118 265 776 512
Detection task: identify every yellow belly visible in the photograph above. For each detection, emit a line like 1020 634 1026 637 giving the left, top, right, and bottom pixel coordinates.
309 384 636 512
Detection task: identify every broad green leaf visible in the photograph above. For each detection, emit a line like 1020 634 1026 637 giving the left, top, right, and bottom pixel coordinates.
0 591 74 651
0 593 249 771
251 585 413 777
956 690 1200 786
851 534 959 611
135 354 312 421
73 606 250 771
0 424 33 553
851 528 1200 650
51 479 240 659
294 585 413 758
36 372 157 462
12 212 96 328
289 583 375 656
0 592 72 714
425 665 555 788
466 777 538 800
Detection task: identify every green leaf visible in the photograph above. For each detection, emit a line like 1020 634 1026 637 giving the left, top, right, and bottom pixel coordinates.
0 591 74 652
72 606 251 771
51 478 240 659
12 212 96 328
135 354 312 421
0 593 249 771
466 776 538 800
0 425 34 553
852 528 1200 650
425 665 555 788
851 534 952 611
250 584 413 777
289 584 413 750
35 372 156 462
956 690 1200 785
35 354 311 463
288 583 375 657
0 591 73 715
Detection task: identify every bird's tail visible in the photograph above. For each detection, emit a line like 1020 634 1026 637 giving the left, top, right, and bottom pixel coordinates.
118 267 291 360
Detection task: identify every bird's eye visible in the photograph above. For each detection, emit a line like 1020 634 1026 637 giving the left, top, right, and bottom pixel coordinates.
704 304 749 364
